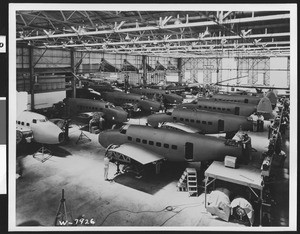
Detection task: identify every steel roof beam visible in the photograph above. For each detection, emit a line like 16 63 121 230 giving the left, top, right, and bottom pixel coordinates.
36 32 290 48
17 13 290 41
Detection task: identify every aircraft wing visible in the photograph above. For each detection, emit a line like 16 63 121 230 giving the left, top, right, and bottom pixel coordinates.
108 143 165 165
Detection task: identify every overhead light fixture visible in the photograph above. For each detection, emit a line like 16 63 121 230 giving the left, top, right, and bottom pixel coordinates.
174 14 182 25
125 33 131 41
203 27 210 37
254 39 262 45
241 29 252 37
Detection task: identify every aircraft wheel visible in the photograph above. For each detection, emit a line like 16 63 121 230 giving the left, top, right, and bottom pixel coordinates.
16 130 23 144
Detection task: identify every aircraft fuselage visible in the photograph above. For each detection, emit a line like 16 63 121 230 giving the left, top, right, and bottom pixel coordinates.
178 99 257 116
99 125 243 162
102 91 162 112
65 98 128 123
16 111 64 144
147 108 253 134
130 88 183 105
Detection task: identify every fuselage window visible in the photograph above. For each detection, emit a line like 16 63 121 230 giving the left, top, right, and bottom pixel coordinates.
217 107 221 110
227 108 230 111
171 145 177 150
149 140 154 145
163 143 169 148
33 119 37 123
173 117 177 121
26 123 30 126
142 139 147 144
120 129 127 134
185 119 189 122
204 106 207 109
128 136 132 141
208 122 212 125
198 105 202 108
136 138 141 143
213 107 216 110
208 106 212 109
21 122 24 125
202 121 206 124
196 120 200 123
156 142 161 147
180 118 184 121
17 121 20 124
190 119 195 123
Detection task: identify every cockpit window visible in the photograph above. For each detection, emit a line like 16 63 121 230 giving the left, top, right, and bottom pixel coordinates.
105 103 115 108
32 119 37 123
119 125 129 134
39 118 47 122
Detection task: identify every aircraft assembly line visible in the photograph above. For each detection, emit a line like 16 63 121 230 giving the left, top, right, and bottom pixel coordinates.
11 6 295 232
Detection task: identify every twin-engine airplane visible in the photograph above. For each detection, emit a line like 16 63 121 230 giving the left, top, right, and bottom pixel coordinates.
129 87 183 105
208 93 262 105
147 108 259 135
16 111 65 144
98 125 244 165
101 91 163 113
177 96 273 118
64 98 128 124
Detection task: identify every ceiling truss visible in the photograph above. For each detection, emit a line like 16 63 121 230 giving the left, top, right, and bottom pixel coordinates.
16 10 290 58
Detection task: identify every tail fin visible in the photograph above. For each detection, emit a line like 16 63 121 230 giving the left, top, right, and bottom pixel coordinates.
266 91 278 109
17 91 29 116
257 97 272 114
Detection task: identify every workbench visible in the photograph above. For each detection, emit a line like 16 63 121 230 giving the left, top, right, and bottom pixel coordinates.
204 161 264 226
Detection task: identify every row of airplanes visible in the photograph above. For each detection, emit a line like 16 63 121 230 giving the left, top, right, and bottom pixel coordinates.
16 82 283 167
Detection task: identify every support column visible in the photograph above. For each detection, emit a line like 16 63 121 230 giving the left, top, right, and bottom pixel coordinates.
29 45 35 110
70 48 76 98
142 55 147 85
178 58 183 83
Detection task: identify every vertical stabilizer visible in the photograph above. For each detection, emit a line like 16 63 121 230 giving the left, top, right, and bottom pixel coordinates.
17 91 29 116
257 97 273 115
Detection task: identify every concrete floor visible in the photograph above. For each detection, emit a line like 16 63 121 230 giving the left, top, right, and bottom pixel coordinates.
15 113 290 229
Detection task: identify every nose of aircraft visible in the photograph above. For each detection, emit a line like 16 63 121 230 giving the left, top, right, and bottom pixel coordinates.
98 130 113 148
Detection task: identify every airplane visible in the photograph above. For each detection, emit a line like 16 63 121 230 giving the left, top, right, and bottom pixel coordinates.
129 87 183 106
177 96 273 118
98 124 247 166
208 93 263 105
66 87 102 100
147 108 260 136
16 110 65 145
63 98 128 125
101 91 163 113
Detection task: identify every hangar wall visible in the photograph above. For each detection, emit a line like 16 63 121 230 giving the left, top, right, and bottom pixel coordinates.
16 47 290 94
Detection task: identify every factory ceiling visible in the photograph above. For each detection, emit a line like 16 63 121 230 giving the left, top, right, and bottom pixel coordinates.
16 10 290 58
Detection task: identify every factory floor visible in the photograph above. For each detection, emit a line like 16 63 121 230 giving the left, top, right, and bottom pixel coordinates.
14 115 290 230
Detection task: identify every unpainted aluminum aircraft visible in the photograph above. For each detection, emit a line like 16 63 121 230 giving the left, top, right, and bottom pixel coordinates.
16 111 65 144
98 124 245 166
129 87 183 105
177 96 273 118
101 91 163 113
147 108 261 135
64 98 128 125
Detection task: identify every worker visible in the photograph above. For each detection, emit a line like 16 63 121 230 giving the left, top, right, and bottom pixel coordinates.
89 116 99 133
104 155 111 181
115 161 121 176
249 112 258 132
257 113 264 132
241 134 251 164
